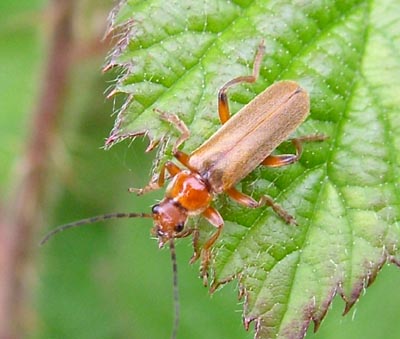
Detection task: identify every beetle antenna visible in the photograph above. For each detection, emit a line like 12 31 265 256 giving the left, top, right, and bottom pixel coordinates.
40 212 153 245
169 239 180 339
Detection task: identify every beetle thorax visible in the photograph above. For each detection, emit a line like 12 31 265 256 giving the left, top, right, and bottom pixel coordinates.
166 170 212 214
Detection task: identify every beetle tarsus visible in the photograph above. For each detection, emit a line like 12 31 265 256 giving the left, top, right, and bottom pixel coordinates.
200 249 211 286
258 195 297 225
296 133 328 143
155 108 190 153
189 229 201 264
128 182 159 195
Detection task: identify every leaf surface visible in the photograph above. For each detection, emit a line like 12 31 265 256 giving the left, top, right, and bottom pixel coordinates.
106 1 400 338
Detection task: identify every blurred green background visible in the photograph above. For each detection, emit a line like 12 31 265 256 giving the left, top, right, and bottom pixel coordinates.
1 1 400 338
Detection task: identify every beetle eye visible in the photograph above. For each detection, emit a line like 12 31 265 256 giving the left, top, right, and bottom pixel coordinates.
152 204 160 214
175 222 184 233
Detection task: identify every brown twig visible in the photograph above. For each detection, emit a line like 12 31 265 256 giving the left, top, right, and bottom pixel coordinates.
0 0 74 337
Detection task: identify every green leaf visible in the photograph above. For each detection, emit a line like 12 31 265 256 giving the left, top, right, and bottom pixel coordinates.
105 1 400 338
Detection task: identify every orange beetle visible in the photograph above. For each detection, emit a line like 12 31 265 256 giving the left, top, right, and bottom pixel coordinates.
41 41 326 339
42 41 325 281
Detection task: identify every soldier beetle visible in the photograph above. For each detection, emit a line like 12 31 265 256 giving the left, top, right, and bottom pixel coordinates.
41 41 326 338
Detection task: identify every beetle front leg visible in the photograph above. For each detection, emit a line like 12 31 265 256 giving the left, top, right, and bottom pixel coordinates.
154 108 190 154
226 187 297 225
129 161 181 195
218 40 265 124
198 206 224 286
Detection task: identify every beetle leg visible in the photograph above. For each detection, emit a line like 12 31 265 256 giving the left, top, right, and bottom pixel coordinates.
226 187 297 225
296 133 328 143
129 161 182 195
218 40 265 124
262 138 303 167
189 228 201 264
173 150 193 169
199 206 224 285
154 108 190 154
262 134 328 167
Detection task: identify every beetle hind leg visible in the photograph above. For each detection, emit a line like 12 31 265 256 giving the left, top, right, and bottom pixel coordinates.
262 134 327 167
226 187 297 225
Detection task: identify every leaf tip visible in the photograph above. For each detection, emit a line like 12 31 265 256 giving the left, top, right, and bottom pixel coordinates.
243 315 256 332
104 133 122 149
145 139 160 153
313 318 322 333
102 62 117 73
389 255 400 267
340 287 360 316
342 300 355 316
104 131 147 150
105 88 118 99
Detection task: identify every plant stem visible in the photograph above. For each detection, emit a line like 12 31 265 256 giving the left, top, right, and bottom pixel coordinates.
0 0 74 336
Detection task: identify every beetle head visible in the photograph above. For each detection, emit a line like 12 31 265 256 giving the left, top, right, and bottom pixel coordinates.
151 198 188 248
